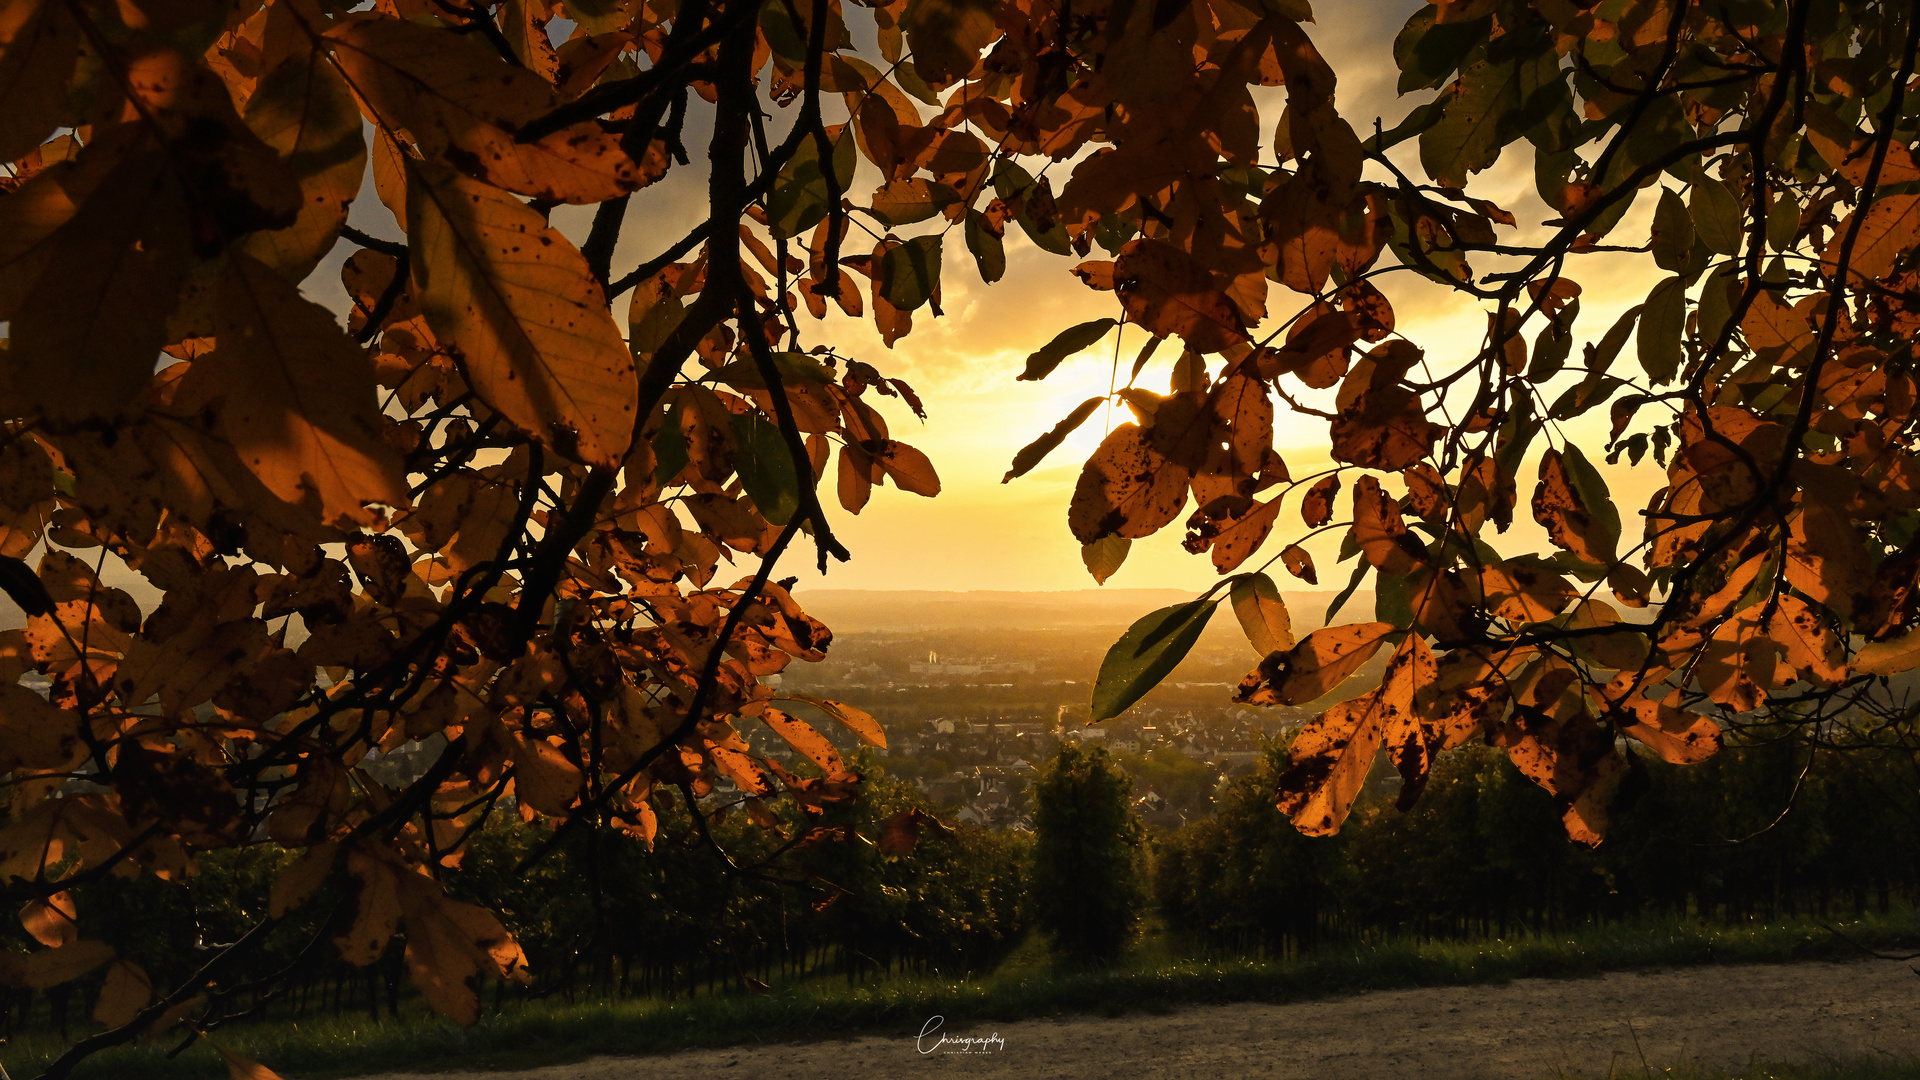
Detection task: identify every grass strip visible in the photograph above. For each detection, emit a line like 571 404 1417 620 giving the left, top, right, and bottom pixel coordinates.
4 909 1916 1080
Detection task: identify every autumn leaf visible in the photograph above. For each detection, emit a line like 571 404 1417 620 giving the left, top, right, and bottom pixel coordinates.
1276 634 1435 835
407 159 637 467
1236 622 1396 707
327 18 645 204
0 939 114 989
184 255 408 528
20 890 76 948
10 151 195 421
1282 544 1317 585
1826 193 1920 282
1532 447 1618 565
1301 475 1340 527
210 1041 287 1080
92 959 153 1029
783 694 887 748
1069 423 1190 542
900 0 995 87
1229 572 1293 656
239 46 368 281
1113 239 1248 354
0 0 78 163
1351 475 1424 574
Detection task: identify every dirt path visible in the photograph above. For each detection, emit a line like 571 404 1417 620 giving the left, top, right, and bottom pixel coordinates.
350 960 1920 1080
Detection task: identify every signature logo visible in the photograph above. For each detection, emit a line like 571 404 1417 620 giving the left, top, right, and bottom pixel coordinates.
917 1015 1006 1055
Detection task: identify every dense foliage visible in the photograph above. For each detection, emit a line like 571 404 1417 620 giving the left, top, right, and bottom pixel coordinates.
0 767 1029 1043
1030 744 1146 967
1157 731 1920 955
4 0 1920 1073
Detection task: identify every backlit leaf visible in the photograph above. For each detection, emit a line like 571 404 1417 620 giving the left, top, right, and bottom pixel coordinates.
191 254 409 528
1229 572 1293 656
407 160 636 467
733 413 802 525
1090 598 1219 723
1236 621 1396 707
1005 396 1105 482
1018 319 1117 382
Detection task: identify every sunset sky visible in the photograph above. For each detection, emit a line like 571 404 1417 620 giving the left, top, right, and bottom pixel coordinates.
308 0 1673 597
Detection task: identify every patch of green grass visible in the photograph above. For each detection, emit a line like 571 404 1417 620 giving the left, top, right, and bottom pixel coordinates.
6 909 1918 1080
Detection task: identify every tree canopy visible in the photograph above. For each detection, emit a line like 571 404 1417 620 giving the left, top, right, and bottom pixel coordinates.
2 0 1919 1072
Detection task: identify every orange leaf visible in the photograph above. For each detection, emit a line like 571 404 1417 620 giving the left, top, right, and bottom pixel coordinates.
1825 193 1920 282
407 159 637 467
1532 448 1616 565
182 255 409 528
762 708 847 774
1281 543 1317 585
1301 475 1339 527
1276 635 1434 835
513 734 583 816
868 440 941 496
1068 423 1191 543
0 0 79 163
10 151 195 421
92 959 153 1029
784 694 886 748
211 1041 286 1080
326 17 648 203
1351 475 1423 574
1618 690 1723 765
1236 622 1396 707
1476 559 1575 623
1113 239 1248 354
19 890 75 948
269 841 340 919
0 938 113 989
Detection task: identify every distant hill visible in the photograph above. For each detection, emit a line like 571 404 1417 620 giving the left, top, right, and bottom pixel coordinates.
791 588 1368 636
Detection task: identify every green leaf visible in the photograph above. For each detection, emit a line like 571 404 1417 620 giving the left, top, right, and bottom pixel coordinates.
1692 177 1744 255
731 412 801 525
1698 262 1739 347
561 0 638 33
1588 303 1641 376
1017 318 1116 382
1090 598 1218 723
1394 8 1488 94
1559 442 1621 554
1005 396 1105 481
1364 99 1447 154
1637 275 1686 385
1375 569 1416 629
652 400 688 487
1766 188 1798 252
1494 391 1538 477
1548 374 1625 420
1527 298 1577 382
1419 56 1523 189
759 0 806 65
767 129 854 240
964 209 1005 283
1325 559 1370 624
878 235 942 311
1651 188 1694 272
